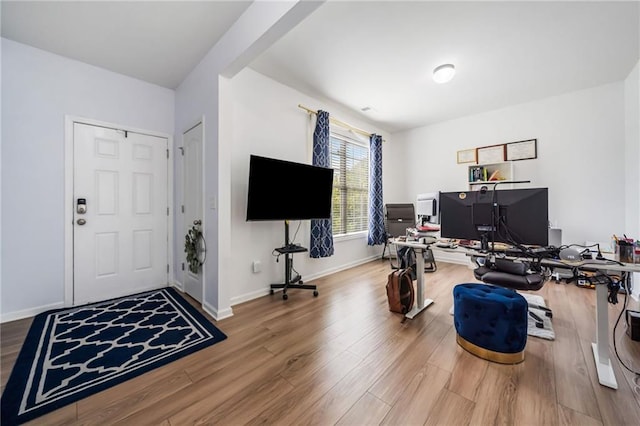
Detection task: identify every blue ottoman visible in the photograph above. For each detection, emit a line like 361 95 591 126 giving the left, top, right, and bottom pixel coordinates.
453 283 528 364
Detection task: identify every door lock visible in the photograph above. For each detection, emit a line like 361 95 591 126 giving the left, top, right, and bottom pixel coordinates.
77 198 87 214
193 219 202 226
77 218 86 225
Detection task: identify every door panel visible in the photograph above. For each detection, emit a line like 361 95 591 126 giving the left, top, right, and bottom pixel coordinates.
183 123 204 303
73 123 168 304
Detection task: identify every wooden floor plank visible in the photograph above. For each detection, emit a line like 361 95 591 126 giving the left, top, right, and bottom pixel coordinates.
380 363 450 425
335 391 391 426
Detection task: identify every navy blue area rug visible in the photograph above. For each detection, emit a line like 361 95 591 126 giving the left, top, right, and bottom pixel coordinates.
1 287 226 425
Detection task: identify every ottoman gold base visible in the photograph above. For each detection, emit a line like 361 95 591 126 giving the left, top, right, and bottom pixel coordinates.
456 334 525 364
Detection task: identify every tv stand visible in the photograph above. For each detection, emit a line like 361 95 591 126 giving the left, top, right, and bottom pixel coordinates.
270 221 318 300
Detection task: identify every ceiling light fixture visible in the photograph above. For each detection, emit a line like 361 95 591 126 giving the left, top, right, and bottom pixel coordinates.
433 64 455 84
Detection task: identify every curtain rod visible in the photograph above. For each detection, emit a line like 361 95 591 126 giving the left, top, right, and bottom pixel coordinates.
298 104 383 141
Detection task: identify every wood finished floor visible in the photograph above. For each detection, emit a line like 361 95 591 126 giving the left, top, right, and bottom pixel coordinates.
2 260 640 425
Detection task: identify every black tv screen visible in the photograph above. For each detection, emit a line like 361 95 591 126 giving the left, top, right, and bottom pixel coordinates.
246 155 334 221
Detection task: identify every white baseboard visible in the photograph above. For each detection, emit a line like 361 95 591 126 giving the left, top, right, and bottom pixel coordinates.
228 255 381 308
230 288 274 306
203 300 233 321
1 302 65 323
302 254 381 282
172 280 184 292
2 283 183 324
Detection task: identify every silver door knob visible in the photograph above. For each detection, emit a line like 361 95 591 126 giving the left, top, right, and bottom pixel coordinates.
77 219 86 225
193 220 202 226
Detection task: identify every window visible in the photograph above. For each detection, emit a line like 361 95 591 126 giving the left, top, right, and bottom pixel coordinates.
330 134 369 236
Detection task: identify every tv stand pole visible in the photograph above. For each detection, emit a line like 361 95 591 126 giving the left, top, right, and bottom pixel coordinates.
270 220 318 300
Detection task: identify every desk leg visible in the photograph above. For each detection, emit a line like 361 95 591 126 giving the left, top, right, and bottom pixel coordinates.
405 248 434 319
591 284 618 389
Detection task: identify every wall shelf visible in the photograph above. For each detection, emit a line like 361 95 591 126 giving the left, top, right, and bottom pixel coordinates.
467 162 514 190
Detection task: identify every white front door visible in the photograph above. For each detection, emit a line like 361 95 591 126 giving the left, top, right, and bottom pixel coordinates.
73 123 169 304
182 122 204 303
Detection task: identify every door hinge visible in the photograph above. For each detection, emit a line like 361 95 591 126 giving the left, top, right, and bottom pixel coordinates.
166 149 169 159
167 207 169 216
179 147 184 156
181 262 185 271
181 205 185 213
167 264 170 273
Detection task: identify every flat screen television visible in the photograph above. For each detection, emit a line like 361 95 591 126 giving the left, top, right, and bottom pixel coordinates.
440 187 549 248
246 155 334 221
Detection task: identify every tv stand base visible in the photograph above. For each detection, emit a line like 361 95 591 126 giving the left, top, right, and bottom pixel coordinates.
270 281 318 300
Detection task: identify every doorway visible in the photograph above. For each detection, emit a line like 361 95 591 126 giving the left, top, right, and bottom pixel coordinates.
68 120 170 305
182 122 204 303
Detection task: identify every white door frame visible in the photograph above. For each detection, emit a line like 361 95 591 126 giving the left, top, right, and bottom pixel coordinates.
63 115 174 306
180 117 206 302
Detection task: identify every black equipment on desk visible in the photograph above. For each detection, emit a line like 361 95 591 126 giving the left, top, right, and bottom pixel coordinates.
474 257 553 328
440 187 549 251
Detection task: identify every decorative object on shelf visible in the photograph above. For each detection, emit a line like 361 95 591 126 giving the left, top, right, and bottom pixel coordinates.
506 139 537 161
457 148 476 164
467 162 514 189
488 169 502 181
476 144 506 164
184 223 206 273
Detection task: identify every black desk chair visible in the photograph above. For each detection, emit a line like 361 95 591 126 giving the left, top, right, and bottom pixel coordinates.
381 204 415 268
474 257 552 328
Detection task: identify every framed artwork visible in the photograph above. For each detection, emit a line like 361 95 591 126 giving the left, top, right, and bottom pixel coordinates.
476 144 505 164
457 148 476 164
506 139 537 161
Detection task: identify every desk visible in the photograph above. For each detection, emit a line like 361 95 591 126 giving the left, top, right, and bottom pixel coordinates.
541 258 640 389
390 239 434 319
472 252 640 390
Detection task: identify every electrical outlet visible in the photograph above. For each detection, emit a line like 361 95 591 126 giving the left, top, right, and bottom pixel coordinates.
252 260 261 273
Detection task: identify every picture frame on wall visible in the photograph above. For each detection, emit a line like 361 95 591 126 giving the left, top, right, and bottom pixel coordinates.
456 148 476 164
476 144 506 164
506 139 537 161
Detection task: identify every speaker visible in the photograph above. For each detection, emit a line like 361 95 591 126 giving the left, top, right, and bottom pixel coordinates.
627 310 640 342
559 247 582 261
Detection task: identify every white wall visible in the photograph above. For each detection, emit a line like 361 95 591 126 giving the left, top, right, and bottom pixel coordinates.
625 60 639 238
174 1 322 319
392 82 627 246
225 68 388 305
1 39 175 320
624 60 640 299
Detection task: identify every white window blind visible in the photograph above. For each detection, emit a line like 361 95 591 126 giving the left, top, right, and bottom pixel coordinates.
330 134 369 235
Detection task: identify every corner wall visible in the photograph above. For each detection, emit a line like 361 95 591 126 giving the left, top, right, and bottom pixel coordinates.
224 68 387 305
1 38 174 320
625 59 639 299
392 83 626 247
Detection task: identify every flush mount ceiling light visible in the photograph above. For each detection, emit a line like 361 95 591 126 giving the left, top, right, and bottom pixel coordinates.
433 64 455 84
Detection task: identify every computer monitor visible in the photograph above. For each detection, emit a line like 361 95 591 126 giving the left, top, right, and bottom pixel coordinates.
440 187 549 249
416 192 440 225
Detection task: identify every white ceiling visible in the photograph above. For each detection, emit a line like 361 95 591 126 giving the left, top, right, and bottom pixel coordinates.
1 1 252 88
2 1 639 133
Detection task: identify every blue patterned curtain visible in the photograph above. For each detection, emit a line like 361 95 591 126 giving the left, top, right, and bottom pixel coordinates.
368 134 385 245
310 110 334 258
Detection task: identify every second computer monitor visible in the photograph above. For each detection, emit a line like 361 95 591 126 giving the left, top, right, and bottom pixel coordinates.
416 192 440 225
